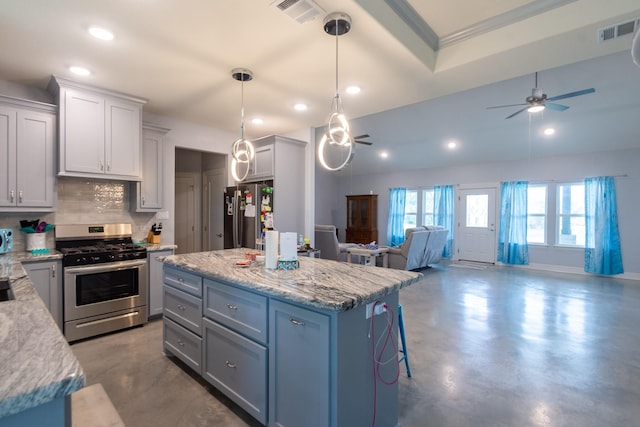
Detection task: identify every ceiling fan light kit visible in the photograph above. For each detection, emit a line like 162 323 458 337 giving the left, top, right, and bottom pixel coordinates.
230 68 255 182
318 12 355 172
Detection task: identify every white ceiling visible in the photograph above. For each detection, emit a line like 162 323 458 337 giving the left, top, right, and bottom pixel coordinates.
1 0 639 175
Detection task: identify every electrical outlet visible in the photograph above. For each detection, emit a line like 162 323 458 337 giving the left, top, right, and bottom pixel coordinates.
365 302 387 319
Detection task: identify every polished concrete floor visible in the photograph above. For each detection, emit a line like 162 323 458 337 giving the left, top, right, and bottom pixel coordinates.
71 263 640 426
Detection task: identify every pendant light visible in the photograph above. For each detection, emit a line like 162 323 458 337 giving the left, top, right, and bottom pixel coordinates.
318 12 354 171
230 68 255 182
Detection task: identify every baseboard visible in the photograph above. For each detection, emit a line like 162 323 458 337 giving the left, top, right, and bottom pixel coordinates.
504 262 640 281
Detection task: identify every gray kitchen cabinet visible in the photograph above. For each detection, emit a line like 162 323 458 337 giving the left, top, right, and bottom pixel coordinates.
245 135 306 236
269 299 330 427
22 260 63 330
163 265 203 374
202 317 267 424
132 124 170 211
148 248 174 318
48 76 146 181
0 97 56 211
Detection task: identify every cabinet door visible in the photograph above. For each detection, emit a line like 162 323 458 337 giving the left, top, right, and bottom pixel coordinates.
250 144 274 180
63 88 105 174
149 249 173 318
0 106 16 207
138 127 164 209
105 99 141 178
23 260 62 330
269 300 330 427
16 110 55 207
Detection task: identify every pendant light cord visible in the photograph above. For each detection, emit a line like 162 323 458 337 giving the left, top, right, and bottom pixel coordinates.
240 77 246 140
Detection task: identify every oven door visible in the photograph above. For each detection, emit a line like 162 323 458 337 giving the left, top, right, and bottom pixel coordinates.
64 259 148 322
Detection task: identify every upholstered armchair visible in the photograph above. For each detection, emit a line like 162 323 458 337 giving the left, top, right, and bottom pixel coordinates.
314 225 357 262
388 227 430 270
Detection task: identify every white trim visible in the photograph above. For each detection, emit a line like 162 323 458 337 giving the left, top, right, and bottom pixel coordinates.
502 262 640 282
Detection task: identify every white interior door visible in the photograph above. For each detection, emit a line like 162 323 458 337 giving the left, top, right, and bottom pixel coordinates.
202 169 225 251
175 173 197 254
457 187 497 263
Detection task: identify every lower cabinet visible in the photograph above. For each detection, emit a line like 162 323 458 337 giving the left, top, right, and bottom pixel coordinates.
22 260 62 330
202 317 267 424
163 317 202 374
269 299 330 427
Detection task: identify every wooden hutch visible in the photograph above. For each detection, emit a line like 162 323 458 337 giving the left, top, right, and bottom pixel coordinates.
346 194 378 244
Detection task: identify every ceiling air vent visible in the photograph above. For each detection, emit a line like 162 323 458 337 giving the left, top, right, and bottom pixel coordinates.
271 0 325 24
598 19 639 43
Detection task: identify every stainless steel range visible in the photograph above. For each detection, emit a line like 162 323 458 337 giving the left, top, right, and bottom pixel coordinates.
55 224 148 342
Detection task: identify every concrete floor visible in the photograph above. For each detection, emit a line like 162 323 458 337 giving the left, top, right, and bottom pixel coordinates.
71 263 640 427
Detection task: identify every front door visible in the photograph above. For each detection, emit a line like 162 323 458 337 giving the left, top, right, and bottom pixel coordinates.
457 186 497 263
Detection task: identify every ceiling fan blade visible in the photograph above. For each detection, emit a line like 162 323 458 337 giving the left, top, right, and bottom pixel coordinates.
545 103 569 111
352 134 370 140
354 140 373 145
505 107 529 119
547 88 595 102
487 103 527 110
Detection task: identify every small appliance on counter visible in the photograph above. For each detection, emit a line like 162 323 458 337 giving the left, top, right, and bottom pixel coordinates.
0 229 13 254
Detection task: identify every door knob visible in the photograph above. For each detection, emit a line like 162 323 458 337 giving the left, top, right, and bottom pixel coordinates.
216 233 223 238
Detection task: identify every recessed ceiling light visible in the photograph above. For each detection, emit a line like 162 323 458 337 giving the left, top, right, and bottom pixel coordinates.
379 151 388 158
88 26 114 41
544 128 555 136
447 141 457 149
69 66 91 76
252 118 263 125
346 86 361 95
293 103 307 111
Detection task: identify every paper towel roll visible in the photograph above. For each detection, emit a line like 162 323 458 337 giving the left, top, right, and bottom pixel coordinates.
265 230 279 269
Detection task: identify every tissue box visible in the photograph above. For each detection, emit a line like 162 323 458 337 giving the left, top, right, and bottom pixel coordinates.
277 259 299 270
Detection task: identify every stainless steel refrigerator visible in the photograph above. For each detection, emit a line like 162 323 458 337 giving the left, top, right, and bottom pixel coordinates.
224 180 274 249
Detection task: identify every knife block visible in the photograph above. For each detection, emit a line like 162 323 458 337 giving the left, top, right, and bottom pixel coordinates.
147 231 161 244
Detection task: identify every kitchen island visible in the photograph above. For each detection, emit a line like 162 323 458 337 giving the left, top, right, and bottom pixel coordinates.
162 248 422 427
0 253 85 427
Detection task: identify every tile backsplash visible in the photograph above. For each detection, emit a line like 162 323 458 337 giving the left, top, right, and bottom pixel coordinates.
0 177 157 252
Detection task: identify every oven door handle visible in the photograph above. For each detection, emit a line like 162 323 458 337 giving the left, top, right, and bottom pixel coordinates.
64 259 147 275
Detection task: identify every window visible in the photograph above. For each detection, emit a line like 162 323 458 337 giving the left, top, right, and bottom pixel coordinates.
422 189 434 226
557 182 585 247
404 189 418 230
527 184 547 244
465 194 488 228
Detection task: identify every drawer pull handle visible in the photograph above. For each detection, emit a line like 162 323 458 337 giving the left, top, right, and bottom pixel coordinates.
177 339 185 347
226 304 238 310
289 317 305 326
178 277 184 282
225 361 237 369
177 304 186 311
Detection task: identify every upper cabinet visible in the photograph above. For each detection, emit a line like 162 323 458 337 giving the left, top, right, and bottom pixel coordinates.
48 76 147 181
131 123 170 212
0 96 56 211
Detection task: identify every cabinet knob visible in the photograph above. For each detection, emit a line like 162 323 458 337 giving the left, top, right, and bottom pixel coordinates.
226 304 238 311
225 361 237 369
289 317 305 326
9 190 14 203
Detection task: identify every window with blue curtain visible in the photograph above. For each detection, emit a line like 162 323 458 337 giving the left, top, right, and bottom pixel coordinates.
497 181 529 265
386 187 407 247
433 185 454 258
584 176 623 275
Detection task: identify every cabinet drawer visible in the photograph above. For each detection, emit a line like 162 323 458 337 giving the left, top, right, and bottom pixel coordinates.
203 279 267 344
164 266 202 297
203 317 267 425
163 285 202 336
164 317 202 375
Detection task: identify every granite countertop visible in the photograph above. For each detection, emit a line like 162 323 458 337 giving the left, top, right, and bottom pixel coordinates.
141 243 177 252
0 254 85 419
164 248 423 312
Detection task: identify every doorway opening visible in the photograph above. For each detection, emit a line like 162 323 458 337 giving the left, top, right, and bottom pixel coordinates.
174 148 226 254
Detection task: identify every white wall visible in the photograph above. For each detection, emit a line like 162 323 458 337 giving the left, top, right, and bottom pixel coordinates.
318 147 640 276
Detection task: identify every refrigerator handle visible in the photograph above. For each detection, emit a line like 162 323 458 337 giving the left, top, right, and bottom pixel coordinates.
233 193 239 248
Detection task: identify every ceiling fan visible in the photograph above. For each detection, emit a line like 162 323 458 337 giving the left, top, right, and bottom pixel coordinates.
487 72 595 119
352 134 372 145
